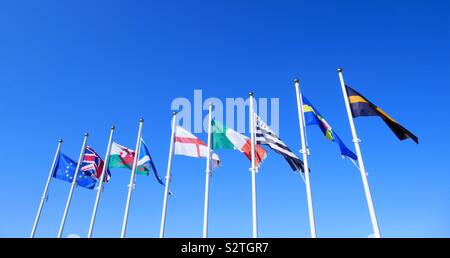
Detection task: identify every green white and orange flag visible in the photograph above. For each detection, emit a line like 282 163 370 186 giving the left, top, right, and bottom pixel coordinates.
212 119 267 167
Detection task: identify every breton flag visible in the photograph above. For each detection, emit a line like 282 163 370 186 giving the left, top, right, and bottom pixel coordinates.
346 85 419 144
174 126 220 168
82 146 111 182
211 119 267 167
109 139 165 186
302 96 358 160
255 114 305 172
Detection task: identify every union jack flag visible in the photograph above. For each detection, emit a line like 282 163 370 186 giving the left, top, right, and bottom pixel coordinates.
81 146 111 182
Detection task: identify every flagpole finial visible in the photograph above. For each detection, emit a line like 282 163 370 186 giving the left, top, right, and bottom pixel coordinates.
84 132 89 137
173 111 177 116
111 125 116 130
249 92 254 97
139 118 144 123
294 78 299 84
337 68 343 73
209 102 213 106
59 139 63 143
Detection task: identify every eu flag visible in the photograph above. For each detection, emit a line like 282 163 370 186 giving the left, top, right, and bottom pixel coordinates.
52 152 97 189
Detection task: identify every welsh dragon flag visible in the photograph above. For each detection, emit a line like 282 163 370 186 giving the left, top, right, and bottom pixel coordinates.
212 119 267 167
109 140 165 186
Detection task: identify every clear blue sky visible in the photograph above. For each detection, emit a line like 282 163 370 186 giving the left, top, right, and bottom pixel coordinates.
1 0 449 238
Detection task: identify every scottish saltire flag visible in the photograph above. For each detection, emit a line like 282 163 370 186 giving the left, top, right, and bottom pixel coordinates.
346 85 419 144
138 140 164 186
81 146 111 182
52 153 97 189
302 96 357 160
255 114 305 172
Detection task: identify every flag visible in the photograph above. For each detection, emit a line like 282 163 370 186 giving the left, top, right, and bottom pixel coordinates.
255 114 305 172
212 119 267 167
174 126 220 168
302 96 358 160
109 142 139 171
109 140 165 186
81 146 111 182
139 140 164 186
52 152 97 189
346 85 419 144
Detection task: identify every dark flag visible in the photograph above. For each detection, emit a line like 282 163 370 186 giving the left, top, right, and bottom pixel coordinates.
255 114 305 173
346 85 419 144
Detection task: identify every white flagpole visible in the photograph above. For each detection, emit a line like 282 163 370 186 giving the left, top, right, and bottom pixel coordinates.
87 126 115 238
202 103 213 238
249 92 258 238
337 68 381 238
159 112 177 238
30 139 63 238
57 133 89 238
121 118 144 238
294 79 317 238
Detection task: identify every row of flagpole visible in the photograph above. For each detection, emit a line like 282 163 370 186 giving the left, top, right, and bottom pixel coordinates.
290 69 380 238
31 68 382 238
242 68 380 238
29 119 147 238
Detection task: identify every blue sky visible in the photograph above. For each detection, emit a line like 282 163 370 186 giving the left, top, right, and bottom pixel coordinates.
0 0 449 238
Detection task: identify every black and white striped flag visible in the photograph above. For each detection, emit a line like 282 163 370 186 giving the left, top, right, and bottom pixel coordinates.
255 114 305 172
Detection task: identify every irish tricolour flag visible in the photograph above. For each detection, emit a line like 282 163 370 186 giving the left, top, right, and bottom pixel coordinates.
212 119 267 167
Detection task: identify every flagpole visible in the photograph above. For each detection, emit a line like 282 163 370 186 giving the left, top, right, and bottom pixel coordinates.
337 68 381 238
87 126 115 238
294 79 317 238
160 112 177 238
202 103 213 238
249 92 258 238
121 119 144 238
30 139 63 238
57 133 89 238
